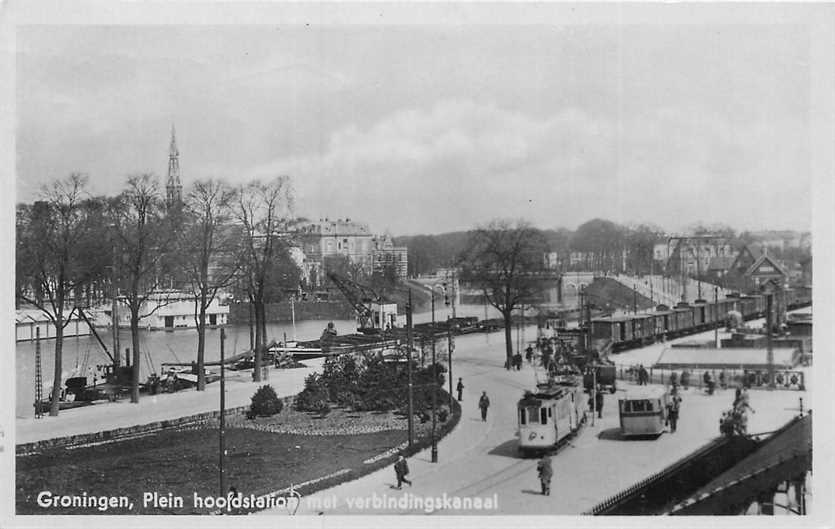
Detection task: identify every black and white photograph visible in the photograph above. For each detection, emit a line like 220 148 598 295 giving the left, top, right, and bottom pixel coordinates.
1 2 833 526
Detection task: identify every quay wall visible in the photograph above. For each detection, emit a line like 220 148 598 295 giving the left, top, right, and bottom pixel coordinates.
227 301 354 324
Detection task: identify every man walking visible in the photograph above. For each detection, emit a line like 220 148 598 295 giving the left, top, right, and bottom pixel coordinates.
667 393 681 433
456 378 464 401
537 454 553 496
479 391 490 422
594 386 604 419
394 455 412 489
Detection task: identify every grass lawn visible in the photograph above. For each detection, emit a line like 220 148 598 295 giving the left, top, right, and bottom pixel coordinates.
17 426 411 515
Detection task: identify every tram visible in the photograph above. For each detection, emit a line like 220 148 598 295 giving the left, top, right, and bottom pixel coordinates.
517 370 585 455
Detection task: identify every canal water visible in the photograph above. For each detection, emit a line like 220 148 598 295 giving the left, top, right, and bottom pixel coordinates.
15 304 505 418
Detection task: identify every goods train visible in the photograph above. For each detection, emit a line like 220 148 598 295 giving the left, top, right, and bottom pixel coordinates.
589 286 812 353
517 370 585 456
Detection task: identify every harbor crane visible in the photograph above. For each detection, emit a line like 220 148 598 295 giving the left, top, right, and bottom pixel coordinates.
327 272 386 333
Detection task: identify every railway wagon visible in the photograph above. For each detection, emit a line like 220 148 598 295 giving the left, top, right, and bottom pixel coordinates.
517 377 585 455
672 306 695 336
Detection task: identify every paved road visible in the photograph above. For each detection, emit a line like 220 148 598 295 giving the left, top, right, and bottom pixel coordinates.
262 327 808 516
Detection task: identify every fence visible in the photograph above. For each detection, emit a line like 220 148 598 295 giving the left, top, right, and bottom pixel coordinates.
611 364 805 391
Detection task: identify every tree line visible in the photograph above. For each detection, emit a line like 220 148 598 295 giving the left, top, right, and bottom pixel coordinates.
16 172 302 416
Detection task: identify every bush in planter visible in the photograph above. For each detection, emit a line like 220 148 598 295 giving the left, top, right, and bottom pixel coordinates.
438 405 450 423
250 385 284 417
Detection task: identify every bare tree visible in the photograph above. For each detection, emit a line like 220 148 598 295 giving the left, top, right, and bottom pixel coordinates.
459 219 548 369
110 174 178 402
182 179 240 390
16 174 108 415
235 175 295 381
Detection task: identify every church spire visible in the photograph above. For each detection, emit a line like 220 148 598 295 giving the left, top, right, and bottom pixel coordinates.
166 123 182 207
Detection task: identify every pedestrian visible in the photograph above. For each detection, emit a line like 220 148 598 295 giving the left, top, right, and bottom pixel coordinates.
536 454 553 496
718 370 727 390
639 365 649 385
479 391 490 422
456 378 464 402
669 371 679 390
681 370 690 390
667 394 681 433
514 351 523 371
393 455 412 489
702 371 716 395
595 385 604 419
525 345 534 364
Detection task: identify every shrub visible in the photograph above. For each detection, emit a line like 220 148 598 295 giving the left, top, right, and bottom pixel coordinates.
250 385 284 417
295 373 331 414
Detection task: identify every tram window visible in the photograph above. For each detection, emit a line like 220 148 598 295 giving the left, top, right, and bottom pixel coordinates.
540 408 548 424
548 407 553 418
520 409 526 425
645 400 655 412
526 407 539 424
632 400 646 412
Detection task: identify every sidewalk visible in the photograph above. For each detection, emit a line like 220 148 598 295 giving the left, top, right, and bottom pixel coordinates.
15 359 321 445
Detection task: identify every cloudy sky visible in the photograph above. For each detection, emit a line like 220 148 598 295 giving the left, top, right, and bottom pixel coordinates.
16 21 813 235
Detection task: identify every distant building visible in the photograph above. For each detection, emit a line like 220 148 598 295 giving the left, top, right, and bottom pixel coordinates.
297 218 408 284
666 238 734 277
113 290 229 330
16 308 91 342
371 234 408 280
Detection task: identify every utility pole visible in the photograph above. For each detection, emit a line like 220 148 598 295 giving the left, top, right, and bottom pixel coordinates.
448 327 454 410
431 290 438 463
633 284 638 314
766 293 775 389
714 286 720 348
407 289 414 447
219 327 226 497
34 328 43 419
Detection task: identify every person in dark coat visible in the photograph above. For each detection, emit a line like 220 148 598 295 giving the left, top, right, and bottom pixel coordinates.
479 391 490 421
667 394 681 433
456 378 464 401
525 345 534 364
394 455 412 489
594 386 604 419
513 352 523 371
537 454 554 495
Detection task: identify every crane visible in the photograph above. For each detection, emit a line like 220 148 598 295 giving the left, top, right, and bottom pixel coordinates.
327 272 384 333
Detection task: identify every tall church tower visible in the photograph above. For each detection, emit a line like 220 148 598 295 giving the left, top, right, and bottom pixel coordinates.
166 124 182 207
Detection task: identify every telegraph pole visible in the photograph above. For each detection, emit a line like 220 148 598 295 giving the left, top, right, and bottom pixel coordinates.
714 286 720 348
448 327 454 410
406 289 414 447
431 291 438 463
766 293 775 389
219 327 226 497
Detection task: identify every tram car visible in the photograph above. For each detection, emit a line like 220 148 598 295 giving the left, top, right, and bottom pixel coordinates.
517 373 585 456
589 286 811 352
